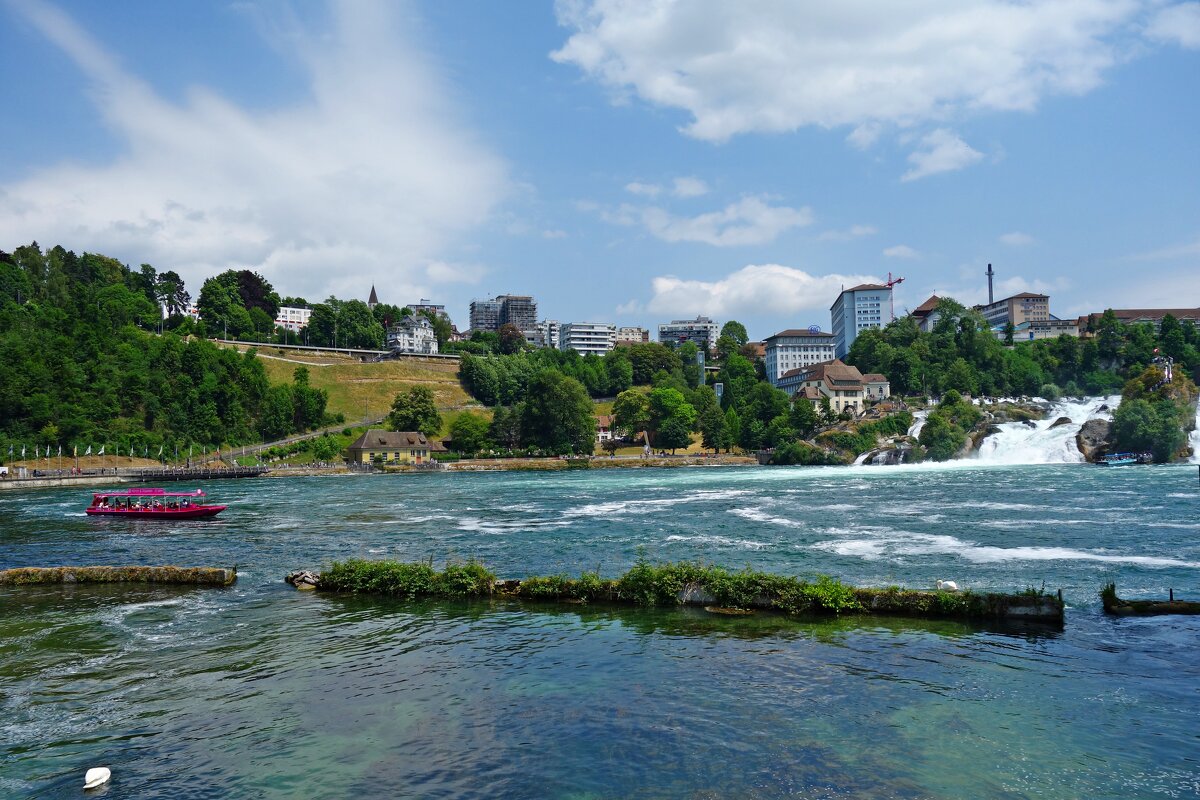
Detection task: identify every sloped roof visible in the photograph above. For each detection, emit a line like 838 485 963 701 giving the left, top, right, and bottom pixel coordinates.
596 415 615 428
368 285 379 304
796 359 864 388
846 283 889 292
794 386 822 400
861 373 889 384
912 295 941 316
765 329 834 341
348 429 432 450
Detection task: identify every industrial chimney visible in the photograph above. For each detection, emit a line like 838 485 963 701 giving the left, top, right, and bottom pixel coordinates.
986 263 994 305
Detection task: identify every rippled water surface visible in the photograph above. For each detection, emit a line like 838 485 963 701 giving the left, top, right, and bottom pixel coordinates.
2 463 1199 798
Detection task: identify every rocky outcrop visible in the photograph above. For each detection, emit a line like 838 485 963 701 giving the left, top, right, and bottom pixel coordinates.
1049 416 1073 429
1076 419 1112 462
285 570 321 590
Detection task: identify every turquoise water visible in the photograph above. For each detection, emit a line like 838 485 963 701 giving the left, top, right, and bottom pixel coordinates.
2 463 1199 798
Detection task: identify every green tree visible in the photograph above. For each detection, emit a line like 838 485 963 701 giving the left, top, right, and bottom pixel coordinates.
657 414 694 453
498 323 526 354
698 401 728 451
613 388 651 439
520 371 595 454
488 406 522 449
720 320 749 346
790 396 819 438
387 386 442 436
449 412 491 454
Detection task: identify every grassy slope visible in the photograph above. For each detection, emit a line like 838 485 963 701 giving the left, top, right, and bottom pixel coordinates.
246 348 477 427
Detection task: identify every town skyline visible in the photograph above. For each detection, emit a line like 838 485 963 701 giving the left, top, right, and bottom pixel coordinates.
1 0 1197 340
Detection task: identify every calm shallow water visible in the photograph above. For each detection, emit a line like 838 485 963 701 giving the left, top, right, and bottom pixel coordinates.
2 463 1199 798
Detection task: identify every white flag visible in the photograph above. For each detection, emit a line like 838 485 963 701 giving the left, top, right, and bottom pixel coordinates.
58 445 62 457
85 445 92 456
21 445 25 458
98 446 105 456
158 445 164 457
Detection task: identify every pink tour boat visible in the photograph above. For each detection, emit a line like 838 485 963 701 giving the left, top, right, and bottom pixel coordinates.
86 488 227 519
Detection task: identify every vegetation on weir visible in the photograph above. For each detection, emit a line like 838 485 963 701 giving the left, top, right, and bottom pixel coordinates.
0 565 237 586
309 558 1063 623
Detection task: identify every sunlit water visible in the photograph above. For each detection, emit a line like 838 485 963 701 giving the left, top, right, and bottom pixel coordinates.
3 464 1199 799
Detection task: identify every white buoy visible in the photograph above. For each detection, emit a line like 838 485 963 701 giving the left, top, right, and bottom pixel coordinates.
937 580 960 592
84 767 111 790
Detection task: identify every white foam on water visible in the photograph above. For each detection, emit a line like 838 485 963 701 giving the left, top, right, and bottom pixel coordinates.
454 516 571 534
564 489 755 518
664 533 768 550
811 529 1200 568
975 395 1121 465
907 409 929 439
1191 403 1200 463
397 514 456 524
727 506 801 527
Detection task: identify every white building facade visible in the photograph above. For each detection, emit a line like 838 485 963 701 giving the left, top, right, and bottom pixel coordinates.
536 319 561 349
387 315 439 355
559 322 616 356
763 329 836 386
615 326 650 344
275 306 312 333
831 284 892 359
658 316 719 351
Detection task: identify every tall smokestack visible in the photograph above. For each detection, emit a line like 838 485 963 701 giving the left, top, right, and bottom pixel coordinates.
986 263 994 305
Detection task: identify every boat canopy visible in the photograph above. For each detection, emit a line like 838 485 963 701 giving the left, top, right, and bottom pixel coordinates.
91 488 206 498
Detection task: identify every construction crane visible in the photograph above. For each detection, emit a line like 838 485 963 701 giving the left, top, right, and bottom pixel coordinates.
885 272 905 321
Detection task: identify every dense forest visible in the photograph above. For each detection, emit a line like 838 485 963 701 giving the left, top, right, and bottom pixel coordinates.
0 243 327 460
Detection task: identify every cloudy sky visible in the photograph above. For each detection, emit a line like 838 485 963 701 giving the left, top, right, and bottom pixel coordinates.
1 0 1197 338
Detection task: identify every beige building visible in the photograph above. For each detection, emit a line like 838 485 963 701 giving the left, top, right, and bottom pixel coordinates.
784 359 867 415
862 373 891 402
978 292 1050 328
347 430 441 465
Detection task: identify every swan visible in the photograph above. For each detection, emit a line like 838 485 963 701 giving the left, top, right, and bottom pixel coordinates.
84 767 111 790
936 580 960 592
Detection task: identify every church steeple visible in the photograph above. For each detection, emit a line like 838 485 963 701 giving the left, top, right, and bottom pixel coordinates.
368 285 379 309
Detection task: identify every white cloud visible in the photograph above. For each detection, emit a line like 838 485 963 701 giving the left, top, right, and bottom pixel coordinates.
999 231 1035 246
671 176 709 197
902 129 985 181
643 263 880 317
1146 3 1200 48
818 224 877 242
0 0 506 301
542 229 568 239
552 0 1149 143
883 244 920 259
613 196 813 246
625 181 662 197
424 260 485 284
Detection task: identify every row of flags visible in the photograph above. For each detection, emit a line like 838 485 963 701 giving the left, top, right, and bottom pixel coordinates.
5 444 222 460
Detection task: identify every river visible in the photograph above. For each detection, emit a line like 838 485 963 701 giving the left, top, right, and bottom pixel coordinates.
2 462 1199 798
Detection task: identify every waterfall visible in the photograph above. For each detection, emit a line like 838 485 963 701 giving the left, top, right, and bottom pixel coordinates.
907 410 929 439
1191 403 1200 464
974 395 1120 465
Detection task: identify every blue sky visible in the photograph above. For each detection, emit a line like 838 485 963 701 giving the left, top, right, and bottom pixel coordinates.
1 0 1197 340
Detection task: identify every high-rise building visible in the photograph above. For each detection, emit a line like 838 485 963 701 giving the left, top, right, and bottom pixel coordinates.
559 322 616 356
658 316 719 351
469 295 538 341
469 298 502 333
536 319 561 349
831 284 892 359
763 329 836 386
498 295 538 341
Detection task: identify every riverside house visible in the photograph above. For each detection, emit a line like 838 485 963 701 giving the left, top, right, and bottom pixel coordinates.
781 359 867 416
347 430 443 465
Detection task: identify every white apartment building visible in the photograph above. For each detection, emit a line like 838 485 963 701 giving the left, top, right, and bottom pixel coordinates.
387 315 439 355
559 322 616 356
275 306 313 333
536 319 561 349
831 284 892 359
763 329 836 387
658 316 719 351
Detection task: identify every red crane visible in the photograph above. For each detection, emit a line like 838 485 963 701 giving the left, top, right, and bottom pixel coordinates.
885 272 905 321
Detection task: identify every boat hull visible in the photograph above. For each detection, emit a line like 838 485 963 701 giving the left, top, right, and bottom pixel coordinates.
86 506 226 519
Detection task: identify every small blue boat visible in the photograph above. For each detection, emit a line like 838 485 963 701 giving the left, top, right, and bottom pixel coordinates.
1096 452 1150 466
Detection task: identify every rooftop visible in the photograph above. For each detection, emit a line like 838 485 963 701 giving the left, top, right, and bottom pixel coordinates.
764 329 834 341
